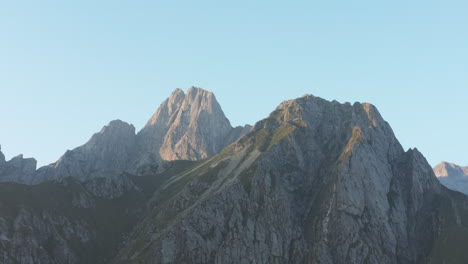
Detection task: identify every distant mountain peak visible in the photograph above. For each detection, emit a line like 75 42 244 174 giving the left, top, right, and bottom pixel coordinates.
433 161 468 195
18 119 140 183
105 119 136 130
271 94 386 133
3 91 468 263
112 93 445 264
4 87 250 184
434 161 468 178
144 88 186 128
138 87 247 162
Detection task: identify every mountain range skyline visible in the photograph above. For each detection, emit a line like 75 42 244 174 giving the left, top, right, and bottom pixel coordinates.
1 87 465 169
2 2 468 169
1 87 465 194
1 86 467 263
2 2 468 263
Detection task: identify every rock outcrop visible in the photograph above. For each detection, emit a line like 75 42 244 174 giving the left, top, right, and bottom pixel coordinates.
0 87 251 184
112 95 461 264
434 161 468 195
2 92 468 264
137 87 251 163
32 119 138 183
0 146 37 183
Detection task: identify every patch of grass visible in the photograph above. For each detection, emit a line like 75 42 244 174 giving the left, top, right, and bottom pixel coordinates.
238 164 258 194
250 123 299 152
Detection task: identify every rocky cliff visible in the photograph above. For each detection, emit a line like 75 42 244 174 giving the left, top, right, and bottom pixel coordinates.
137 87 251 163
113 95 457 264
0 87 251 184
0 145 37 183
0 164 191 264
1 92 468 264
32 120 138 183
434 161 468 195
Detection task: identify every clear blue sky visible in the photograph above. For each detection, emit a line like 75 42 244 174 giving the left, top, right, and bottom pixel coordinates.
0 0 467 167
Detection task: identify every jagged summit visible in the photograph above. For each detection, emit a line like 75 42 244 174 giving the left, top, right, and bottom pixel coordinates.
137 87 249 162
41 87 250 181
434 161 468 178
433 161 468 195
1 87 251 184
103 119 136 131
2 91 468 263
144 87 220 128
112 92 445 264
50 119 137 178
144 88 186 128
0 148 37 183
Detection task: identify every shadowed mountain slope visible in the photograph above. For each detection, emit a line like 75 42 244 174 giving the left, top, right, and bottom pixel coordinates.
1 93 468 264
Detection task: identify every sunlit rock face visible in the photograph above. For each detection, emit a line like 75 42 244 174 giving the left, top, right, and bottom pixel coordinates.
0 87 250 184
2 91 468 264
113 95 445 264
434 161 468 195
137 87 251 164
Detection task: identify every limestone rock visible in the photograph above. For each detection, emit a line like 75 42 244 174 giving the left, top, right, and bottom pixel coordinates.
2 94 468 263
112 95 448 264
1 88 250 184
137 87 247 163
33 119 137 183
0 152 37 183
434 161 468 195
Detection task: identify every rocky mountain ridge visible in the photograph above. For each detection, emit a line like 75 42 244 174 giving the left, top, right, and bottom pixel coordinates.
434 161 468 195
0 90 468 263
137 87 251 164
0 87 251 184
0 145 37 183
111 94 449 264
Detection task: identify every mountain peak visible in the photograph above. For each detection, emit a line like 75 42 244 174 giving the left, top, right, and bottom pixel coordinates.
187 86 209 94
144 88 186 128
270 95 386 133
133 87 252 164
45 119 137 181
2 87 250 184
138 87 245 162
113 93 446 264
433 161 468 195
434 161 468 178
172 87 185 95
100 119 136 134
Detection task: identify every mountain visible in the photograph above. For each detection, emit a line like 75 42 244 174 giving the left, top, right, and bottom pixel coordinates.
113 95 452 264
434 161 468 195
32 120 138 183
0 145 37 183
0 87 251 184
137 87 251 163
1 91 468 263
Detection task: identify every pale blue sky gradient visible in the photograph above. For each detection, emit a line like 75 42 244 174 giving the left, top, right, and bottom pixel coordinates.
0 0 467 167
